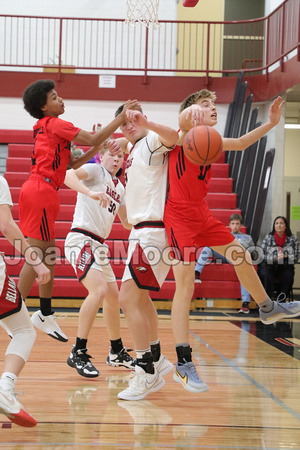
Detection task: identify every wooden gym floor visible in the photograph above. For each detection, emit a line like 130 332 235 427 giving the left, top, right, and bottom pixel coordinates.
1 311 300 449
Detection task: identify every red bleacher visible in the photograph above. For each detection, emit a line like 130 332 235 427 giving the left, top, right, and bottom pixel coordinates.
1 134 244 301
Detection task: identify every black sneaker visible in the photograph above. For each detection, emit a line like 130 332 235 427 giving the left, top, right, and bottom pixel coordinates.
106 347 135 369
238 302 250 314
195 271 202 284
67 346 99 378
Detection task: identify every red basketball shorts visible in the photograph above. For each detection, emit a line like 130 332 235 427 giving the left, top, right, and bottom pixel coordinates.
19 177 60 241
0 274 22 320
164 199 234 262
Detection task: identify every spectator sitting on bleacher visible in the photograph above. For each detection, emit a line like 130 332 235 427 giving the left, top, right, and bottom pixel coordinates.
195 214 255 314
258 216 299 301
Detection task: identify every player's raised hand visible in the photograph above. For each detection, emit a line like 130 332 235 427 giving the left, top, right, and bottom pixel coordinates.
121 99 140 118
269 96 284 126
185 104 204 127
107 139 122 155
125 109 147 128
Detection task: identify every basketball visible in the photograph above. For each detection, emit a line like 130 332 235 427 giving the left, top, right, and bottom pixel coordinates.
183 125 223 165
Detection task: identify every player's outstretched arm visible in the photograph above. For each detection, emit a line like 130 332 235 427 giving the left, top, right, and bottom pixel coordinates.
125 110 179 148
69 100 140 168
0 204 50 284
223 96 284 151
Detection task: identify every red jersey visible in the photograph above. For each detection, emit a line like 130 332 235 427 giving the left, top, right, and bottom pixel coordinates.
31 116 80 188
164 145 233 261
167 145 212 204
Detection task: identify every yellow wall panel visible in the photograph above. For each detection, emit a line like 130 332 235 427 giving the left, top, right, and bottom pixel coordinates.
176 0 225 76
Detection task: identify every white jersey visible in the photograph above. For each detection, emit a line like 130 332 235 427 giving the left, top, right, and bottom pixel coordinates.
0 176 13 296
124 130 171 225
0 176 13 208
0 253 6 298
70 164 125 239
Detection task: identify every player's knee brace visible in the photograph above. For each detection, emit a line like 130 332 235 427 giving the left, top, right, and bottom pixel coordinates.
5 325 36 362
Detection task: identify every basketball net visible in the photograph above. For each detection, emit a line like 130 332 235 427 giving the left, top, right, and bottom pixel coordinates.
125 0 160 29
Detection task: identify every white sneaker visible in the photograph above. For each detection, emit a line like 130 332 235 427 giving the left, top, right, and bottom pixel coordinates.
154 354 173 376
31 310 68 342
118 366 165 401
0 388 37 427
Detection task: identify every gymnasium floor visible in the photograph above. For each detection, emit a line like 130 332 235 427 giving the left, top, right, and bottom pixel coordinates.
1 311 300 449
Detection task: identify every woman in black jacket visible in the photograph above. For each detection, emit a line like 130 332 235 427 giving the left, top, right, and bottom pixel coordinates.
258 216 299 300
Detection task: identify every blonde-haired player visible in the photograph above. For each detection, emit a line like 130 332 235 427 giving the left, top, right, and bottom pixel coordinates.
114 105 178 401
64 140 135 377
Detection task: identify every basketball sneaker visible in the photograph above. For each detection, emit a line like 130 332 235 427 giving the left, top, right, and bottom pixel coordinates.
153 354 173 376
238 302 250 314
31 310 68 342
260 300 300 325
118 366 165 401
173 362 209 393
67 346 99 378
106 347 135 369
0 388 37 427
195 271 202 284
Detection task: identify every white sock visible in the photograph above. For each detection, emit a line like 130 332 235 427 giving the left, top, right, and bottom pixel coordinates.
0 372 17 392
136 348 151 360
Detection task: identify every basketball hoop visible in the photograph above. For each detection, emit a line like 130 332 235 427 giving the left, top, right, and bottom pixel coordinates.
125 0 160 29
